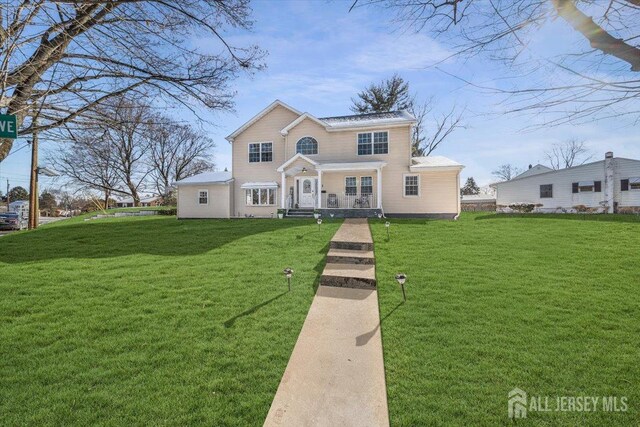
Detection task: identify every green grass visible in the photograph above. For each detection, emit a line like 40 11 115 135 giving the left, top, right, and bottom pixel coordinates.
0 215 341 426
371 213 640 426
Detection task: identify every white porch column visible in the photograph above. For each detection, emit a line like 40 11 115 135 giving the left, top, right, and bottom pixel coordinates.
281 171 286 209
317 170 323 209
376 167 382 209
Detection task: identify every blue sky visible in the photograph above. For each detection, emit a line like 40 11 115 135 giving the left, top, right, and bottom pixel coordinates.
1 0 638 194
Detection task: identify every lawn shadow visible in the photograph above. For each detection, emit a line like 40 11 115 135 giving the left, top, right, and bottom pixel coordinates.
474 213 640 223
356 301 404 347
311 242 331 294
223 291 288 328
0 218 310 263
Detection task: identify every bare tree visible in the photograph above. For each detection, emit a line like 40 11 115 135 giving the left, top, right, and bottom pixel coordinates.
492 164 523 181
351 0 640 125
412 103 465 156
148 121 215 197
0 0 264 161
545 139 592 170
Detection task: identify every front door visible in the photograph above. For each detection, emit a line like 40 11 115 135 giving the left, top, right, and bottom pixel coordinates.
298 177 317 208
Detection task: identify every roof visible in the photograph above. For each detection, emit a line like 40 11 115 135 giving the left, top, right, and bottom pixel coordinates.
226 100 302 142
276 153 319 172
461 194 496 202
240 181 279 189
315 161 387 171
513 164 553 179
319 110 416 129
280 113 327 136
174 171 233 186
410 156 464 171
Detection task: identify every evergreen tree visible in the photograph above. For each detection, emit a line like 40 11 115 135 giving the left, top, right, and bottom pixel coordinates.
461 177 480 195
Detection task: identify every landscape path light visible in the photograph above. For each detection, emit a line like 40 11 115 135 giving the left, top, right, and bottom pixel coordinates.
317 217 322 230
395 273 407 302
283 267 294 291
385 221 390 239
377 212 383 220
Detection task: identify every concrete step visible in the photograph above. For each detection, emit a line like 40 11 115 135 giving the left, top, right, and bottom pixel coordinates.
321 262 376 289
326 248 375 265
330 240 374 251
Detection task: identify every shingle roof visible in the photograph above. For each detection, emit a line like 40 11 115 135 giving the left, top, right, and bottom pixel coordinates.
319 110 415 127
411 156 463 168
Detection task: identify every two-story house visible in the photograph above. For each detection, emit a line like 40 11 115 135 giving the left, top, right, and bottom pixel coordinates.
175 100 464 218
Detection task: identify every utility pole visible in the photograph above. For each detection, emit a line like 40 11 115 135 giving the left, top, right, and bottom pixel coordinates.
28 110 39 229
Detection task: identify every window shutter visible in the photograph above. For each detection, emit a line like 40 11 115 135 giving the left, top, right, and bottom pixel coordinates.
594 181 602 192
621 179 629 191
572 182 579 193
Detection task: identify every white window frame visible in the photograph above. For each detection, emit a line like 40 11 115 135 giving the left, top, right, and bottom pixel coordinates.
198 189 209 205
357 131 389 156
248 141 273 163
245 188 277 206
403 174 420 198
345 176 357 195
295 136 319 156
361 176 373 195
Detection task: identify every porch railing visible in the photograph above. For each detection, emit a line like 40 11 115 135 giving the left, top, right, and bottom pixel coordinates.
320 193 377 209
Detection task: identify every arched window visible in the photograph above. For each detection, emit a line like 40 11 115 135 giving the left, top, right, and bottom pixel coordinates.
296 137 318 155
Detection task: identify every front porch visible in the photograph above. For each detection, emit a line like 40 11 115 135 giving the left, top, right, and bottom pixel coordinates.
277 154 386 216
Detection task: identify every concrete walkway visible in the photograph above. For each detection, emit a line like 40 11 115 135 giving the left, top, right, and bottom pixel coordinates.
264 219 388 427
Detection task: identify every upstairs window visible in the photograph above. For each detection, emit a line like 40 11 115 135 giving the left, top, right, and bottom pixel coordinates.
540 184 553 198
248 142 273 163
345 176 357 195
296 137 318 155
357 131 388 155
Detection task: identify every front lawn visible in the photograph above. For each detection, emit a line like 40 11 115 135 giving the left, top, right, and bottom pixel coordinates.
0 216 340 426
371 213 640 426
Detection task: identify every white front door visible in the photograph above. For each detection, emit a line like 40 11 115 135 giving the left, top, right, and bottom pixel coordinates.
298 177 317 208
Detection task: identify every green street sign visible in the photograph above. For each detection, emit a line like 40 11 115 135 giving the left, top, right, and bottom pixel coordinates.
0 114 18 139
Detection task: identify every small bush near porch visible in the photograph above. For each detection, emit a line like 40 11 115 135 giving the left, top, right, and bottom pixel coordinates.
371 213 640 426
0 215 341 425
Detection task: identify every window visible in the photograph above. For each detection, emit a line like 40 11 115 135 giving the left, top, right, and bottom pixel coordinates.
245 188 276 206
345 176 357 195
540 184 553 198
296 137 318 155
198 190 208 205
357 131 388 155
626 177 640 190
248 142 272 163
404 175 419 197
361 176 373 195
572 181 600 193
357 133 372 155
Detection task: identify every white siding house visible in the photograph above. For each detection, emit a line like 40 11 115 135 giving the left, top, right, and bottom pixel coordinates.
494 152 640 213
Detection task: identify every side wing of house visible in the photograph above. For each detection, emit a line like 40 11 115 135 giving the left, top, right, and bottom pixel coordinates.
616 158 640 210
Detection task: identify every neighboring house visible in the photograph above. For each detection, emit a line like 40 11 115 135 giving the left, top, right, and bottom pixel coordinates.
494 152 640 213
175 100 464 219
116 196 160 208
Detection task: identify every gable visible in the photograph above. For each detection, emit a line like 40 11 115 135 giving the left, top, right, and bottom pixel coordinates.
226 100 301 142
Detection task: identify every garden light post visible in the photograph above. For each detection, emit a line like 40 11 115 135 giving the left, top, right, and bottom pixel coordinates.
385 221 390 239
283 267 293 292
317 217 322 230
377 212 383 220
395 273 407 302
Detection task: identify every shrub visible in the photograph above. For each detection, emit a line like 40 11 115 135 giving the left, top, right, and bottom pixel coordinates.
508 203 536 213
157 208 177 216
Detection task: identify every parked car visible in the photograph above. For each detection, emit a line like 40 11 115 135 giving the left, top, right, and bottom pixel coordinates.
0 212 27 230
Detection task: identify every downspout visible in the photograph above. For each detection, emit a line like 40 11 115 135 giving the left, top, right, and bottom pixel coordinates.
454 170 461 220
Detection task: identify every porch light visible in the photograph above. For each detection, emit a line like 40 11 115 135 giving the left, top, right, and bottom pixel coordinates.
301 167 307 174
385 221 390 239
395 273 407 301
283 267 294 291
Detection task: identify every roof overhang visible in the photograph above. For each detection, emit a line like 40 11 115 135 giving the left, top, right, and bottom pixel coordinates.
240 181 279 189
174 178 234 186
226 100 302 143
276 153 319 172
316 161 387 172
410 165 464 172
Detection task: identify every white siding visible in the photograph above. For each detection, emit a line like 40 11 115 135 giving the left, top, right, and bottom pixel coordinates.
495 158 640 211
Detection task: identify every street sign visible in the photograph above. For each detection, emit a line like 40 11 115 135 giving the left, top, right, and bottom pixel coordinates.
0 114 18 139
